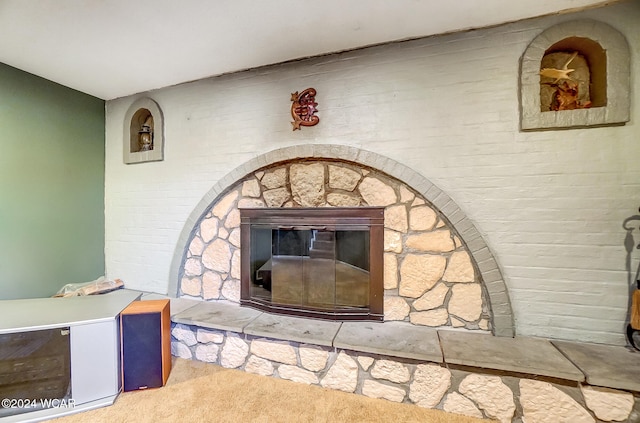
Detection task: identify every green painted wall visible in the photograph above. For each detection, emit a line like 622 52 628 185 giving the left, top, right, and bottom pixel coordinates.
0 63 105 299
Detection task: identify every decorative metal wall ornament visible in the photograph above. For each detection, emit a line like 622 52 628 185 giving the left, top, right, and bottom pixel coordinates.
290 88 319 130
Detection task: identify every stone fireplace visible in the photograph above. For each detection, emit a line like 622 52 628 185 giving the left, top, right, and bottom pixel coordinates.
168 145 627 421
240 207 384 321
170 145 513 336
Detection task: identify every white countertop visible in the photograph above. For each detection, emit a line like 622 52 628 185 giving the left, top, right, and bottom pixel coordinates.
0 290 141 334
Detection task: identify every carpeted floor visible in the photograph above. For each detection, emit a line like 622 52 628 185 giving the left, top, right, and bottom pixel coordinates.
47 358 488 423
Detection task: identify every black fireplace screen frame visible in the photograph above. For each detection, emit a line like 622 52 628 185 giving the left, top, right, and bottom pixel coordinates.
240 207 384 321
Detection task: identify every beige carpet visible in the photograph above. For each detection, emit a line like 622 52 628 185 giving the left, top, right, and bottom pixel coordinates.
48 358 488 423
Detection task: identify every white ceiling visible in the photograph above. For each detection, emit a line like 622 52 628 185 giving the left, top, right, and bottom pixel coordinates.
0 0 615 100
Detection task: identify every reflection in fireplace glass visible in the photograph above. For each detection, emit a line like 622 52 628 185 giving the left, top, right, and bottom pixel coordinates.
250 227 370 311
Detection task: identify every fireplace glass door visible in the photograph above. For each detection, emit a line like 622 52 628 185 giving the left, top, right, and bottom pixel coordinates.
241 208 383 321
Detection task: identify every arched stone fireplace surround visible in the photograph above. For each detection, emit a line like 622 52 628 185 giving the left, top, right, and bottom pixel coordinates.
169 145 514 337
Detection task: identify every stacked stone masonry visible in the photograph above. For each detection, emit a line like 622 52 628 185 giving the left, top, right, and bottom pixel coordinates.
179 159 491 331
171 323 640 422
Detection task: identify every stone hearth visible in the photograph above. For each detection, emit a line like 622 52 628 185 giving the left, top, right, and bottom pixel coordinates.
164 295 640 423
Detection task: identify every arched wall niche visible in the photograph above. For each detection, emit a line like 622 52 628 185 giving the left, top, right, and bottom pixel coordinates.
168 145 515 337
123 97 165 164
520 19 630 130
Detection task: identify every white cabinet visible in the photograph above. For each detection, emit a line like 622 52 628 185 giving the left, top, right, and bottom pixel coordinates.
0 290 140 422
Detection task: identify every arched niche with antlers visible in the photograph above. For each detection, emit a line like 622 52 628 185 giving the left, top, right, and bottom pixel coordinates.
520 20 629 131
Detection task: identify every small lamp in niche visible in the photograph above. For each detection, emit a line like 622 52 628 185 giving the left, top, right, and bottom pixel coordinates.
138 116 154 151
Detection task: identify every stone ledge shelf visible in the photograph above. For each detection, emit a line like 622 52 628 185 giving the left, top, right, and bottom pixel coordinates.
439 331 585 382
147 293 640 422
553 340 640 393
166 296 640 392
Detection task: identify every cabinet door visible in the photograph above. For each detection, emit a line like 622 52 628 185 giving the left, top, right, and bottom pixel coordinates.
70 320 120 404
0 328 71 418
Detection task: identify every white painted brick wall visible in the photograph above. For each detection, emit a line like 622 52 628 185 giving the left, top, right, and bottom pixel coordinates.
105 2 640 345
